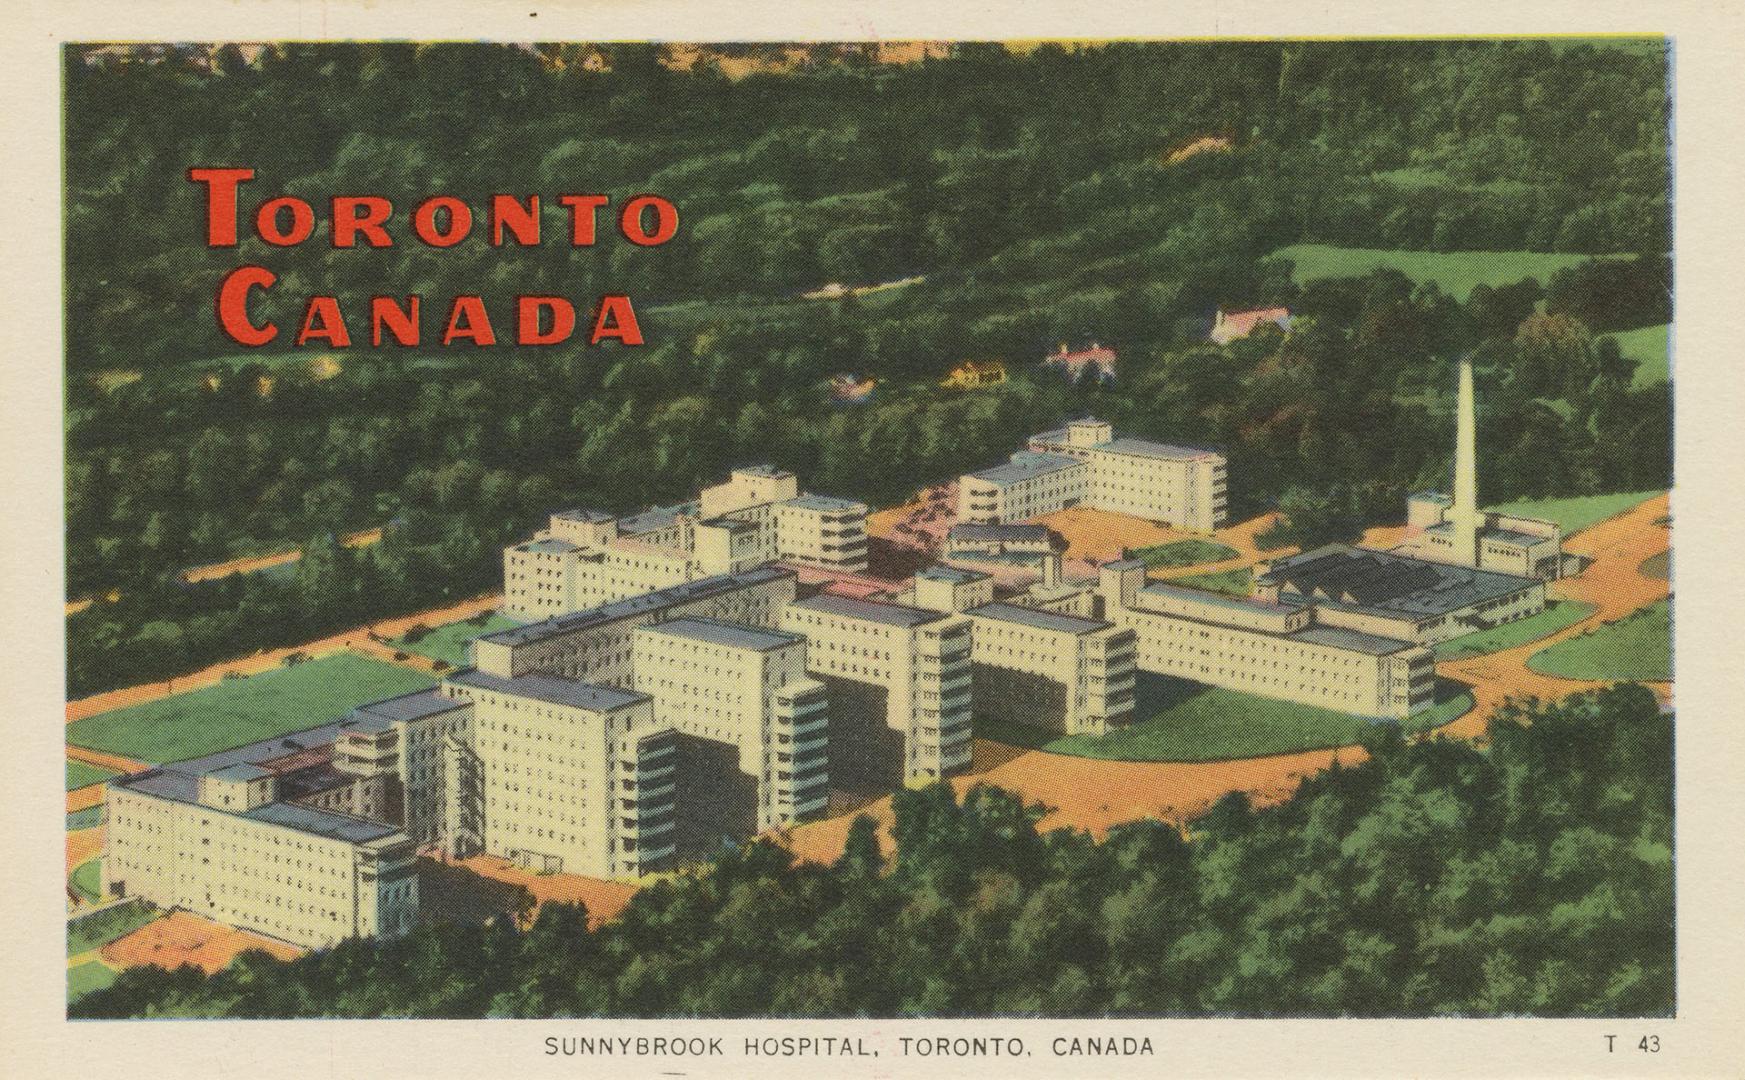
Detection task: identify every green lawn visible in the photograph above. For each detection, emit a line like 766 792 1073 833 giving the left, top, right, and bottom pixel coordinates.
1603 323 1670 387
1169 567 1253 597
1484 490 1664 536
66 653 437 764
1527 599 1671 681
69 859 103 904
392 613 522 668
1133 539 1238 568
68 960 118 1004
67 900 159 957
1640 551 1670 580
1267 244 1629 302
66 760 117 791
1432 600 1599 662
978 674 1474 763
67 806 104 831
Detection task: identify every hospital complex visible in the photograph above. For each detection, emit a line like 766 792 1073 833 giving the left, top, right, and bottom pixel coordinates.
102 358 1564 950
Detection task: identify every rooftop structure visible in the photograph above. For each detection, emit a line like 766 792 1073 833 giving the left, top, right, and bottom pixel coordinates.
1209 306 1291 345
1041 342 1117 383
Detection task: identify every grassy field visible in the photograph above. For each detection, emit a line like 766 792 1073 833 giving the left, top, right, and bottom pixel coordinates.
66 760 117 791
68 806 104 831
68 960 119 1003
392 613 522 668
978 674 1473 763
1640 551 1670 580
67 900 159 957
1528 599 1671 681
69 859 103 904
1484 490 1664 536
1432 600 1599 662
1133 539 1238 568
66 654 437 764
1267 244 1626 302
1604 323 1670 388
1169 567 1253 597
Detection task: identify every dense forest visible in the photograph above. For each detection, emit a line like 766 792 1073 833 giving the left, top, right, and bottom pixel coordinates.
64 41 1672 694
71 686 1673 1018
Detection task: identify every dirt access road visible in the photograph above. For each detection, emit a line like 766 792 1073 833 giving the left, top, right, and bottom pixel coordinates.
66 528 383 616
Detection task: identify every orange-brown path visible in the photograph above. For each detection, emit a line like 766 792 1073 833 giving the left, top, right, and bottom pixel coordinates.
101 910 303 975
180 527 382 585
68 826 103 873
454 855 638 927
782 742 1362 863
65 592 501 723
1432 492 1671 739
783 492 1672 865
67 528 383 614
67 784 108 814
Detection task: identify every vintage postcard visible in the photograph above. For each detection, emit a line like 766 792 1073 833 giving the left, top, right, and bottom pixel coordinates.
6 2 1743 1077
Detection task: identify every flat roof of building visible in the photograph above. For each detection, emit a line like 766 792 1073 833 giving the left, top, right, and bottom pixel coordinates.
447 668 648 712
617 500 700 536
1410 491 1453 504
638 616 802 652
1257 544 1541 621
782 493 866 513
206 762 272 782
519 537 581 554
1289 625 1417 656
478 567 794 648
1139 580 1303 614
969 451 1085 487
353 688 466 725
967 601 1111 635
1427 521 1550 548
553 508 615 523
791 592 949 628
699 514 760 532
113 738 407 846
915 565 990 584
733 464 792 479
244 801 402 844
1102 557 1147 572
145 720 363 781
949 522 1052 542
1028 426 1221 461
1098 436 1218 462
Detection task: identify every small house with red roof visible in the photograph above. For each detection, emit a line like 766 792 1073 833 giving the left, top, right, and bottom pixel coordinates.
1209 307 1292 345
1041 342 1117 383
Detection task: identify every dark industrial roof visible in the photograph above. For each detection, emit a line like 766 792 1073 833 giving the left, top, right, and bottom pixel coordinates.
1257 544 1540 620
948 522 1060 544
